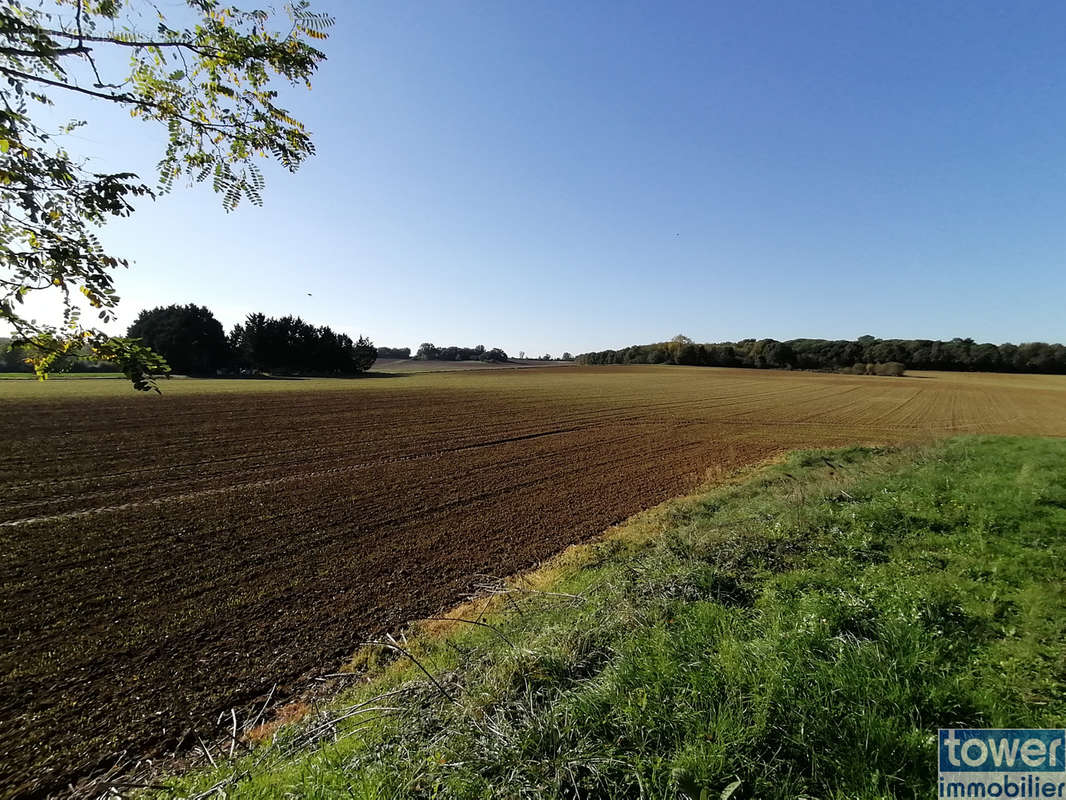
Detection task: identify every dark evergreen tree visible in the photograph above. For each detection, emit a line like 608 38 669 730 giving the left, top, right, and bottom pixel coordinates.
229 313 376 374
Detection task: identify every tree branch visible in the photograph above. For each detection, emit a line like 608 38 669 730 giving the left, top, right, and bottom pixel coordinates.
39 28 218 57
0 63 146 105
0 65 241 134
0 44 89 57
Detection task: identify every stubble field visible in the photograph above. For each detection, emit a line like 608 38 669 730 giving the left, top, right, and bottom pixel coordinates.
2 365 1065 796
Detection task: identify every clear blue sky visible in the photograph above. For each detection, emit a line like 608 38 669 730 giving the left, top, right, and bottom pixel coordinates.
35 1 1066 355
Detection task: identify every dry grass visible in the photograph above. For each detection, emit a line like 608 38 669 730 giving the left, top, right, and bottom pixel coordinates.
245 703 312 746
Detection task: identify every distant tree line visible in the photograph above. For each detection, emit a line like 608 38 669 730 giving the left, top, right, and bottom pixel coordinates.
376 347 411 359
576 335 1066 375
532 352 574 361
123 305 376 376
0 338 115 373
414 343 509 362
379 346 578 362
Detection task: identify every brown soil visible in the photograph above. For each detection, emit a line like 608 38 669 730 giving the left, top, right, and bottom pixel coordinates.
2 366 1064 797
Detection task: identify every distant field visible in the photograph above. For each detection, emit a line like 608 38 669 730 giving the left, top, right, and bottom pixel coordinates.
372 357 573 372
2 366 1065 795
0 358 567 384
0 359 566 382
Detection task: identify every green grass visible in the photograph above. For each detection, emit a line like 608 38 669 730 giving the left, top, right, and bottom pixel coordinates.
154 437 1065 798
0 371 126 379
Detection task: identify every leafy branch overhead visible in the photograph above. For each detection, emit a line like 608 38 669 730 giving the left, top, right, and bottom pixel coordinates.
0 0 333 389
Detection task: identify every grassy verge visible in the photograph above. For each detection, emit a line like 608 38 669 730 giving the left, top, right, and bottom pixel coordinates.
159 436 1066 799
0 372 126 379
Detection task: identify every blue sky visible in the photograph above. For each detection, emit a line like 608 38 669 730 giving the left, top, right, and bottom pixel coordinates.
30 1 1066 355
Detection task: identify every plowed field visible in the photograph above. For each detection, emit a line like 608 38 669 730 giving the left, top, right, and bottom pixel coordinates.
2 366 1065 796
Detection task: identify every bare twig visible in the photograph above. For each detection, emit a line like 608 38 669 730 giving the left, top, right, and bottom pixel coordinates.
246 683 276 734
477 582 585 604
197 734 218 769
473 592 494 623
362 640 457 704
509 586 585 601
426 615 518 649
297 707 402 744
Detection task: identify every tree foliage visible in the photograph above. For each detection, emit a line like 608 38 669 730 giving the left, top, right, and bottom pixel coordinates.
126 303 227 375
0 333 115 372
229 312 375 375
0 0 332 389
577 336 1066 375
414 342 508 362
376 346 411 359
